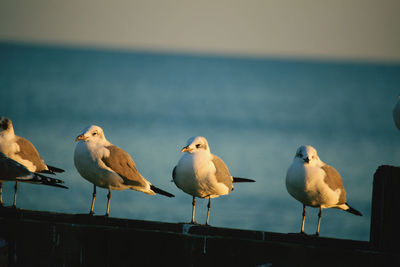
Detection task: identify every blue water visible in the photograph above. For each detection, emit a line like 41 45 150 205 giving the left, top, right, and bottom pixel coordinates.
1 42 400 241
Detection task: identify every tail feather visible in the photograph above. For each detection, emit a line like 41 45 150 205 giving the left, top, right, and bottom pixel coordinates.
233 177 255 183
150 185 175 198
345 203 362 216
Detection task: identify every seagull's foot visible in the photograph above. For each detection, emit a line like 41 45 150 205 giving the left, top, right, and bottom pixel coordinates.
11 204 17 209
104 213 109 217
314 232 320 237
88 211 94 216
189 220 199 225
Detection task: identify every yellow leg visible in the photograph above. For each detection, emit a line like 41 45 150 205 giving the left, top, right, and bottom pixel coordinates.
301 205 306 234
105 190 111 216
12 182 18 208
89 184 96 215
316 207 322 236
191 196 196 224
206 197 211 226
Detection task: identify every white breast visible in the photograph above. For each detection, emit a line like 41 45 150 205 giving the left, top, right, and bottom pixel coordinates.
174 151 216 198
286 161 340 207
74 141 124 189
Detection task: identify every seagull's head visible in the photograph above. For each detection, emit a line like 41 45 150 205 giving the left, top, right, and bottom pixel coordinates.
75 125 106 143
0 117 14 134
181 136 210 154
294 145 320 165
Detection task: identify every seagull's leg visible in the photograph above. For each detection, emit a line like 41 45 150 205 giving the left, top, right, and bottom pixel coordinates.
316 207 322 236
105 189 111 217
191 196 196 224
12 181 18 208
206 197 211 226
300 204 306 234
0 182 3 207
89 184 96 215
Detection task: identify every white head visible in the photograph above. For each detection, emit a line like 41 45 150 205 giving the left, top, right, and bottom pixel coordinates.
181 136 210 154
0 117 15 136
293 145 321 165
75 125 107 143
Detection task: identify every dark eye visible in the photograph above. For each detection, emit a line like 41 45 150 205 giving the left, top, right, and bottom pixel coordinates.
92 132 97 136
196 144 201 148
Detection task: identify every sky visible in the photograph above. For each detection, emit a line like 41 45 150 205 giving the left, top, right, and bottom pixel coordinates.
0 0 400 62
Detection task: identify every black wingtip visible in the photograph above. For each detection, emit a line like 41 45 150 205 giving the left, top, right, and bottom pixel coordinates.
36 173 65 183
151 185 175 198
46 165 65 173
346 203 362 216
233 177 256 183
27 173 68 189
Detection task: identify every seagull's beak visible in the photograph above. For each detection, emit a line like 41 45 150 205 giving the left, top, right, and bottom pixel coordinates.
75 134 88 142
181 146 192 153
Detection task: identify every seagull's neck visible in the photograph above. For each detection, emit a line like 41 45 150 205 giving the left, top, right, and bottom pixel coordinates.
88 139 111 148
180 150 212 166
190 150 212 160
77 139 113 161
294 159 324 169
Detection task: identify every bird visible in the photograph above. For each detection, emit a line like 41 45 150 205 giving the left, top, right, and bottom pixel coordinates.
393 95 400 130
74 125 174 216
172 136 255 225
0 152 67 205
0 117 65 207
285 145 362 236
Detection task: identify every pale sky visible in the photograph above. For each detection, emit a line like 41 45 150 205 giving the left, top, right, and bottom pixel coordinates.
0 0 399 62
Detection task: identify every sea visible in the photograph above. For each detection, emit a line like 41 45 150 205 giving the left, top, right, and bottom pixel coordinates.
1 42 400 241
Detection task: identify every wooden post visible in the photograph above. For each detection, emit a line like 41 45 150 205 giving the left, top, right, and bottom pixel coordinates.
370 165 400 252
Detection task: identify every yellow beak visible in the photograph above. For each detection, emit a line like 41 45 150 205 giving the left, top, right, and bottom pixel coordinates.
181 146 192 153
75 134 88 142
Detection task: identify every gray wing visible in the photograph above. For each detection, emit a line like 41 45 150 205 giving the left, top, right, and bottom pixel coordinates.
321 164 346 204
211 155 233 190
101 145 148 188
15 137 48 172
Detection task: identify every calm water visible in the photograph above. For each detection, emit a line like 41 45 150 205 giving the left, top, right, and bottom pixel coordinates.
1 42 400 241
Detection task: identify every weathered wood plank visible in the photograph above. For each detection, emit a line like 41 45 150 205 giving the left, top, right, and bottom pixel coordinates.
0 208 397 267
1 165 400 266
370 165 400 252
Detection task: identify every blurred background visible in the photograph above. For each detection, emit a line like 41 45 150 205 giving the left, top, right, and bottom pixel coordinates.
1 0 400 241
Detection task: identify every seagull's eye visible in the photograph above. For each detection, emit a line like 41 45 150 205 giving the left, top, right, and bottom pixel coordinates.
196 144 201 148
92 132 97 136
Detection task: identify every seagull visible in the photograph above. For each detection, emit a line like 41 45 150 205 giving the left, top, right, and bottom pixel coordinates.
393 95 400 130
286 145 362 236
0 117 65 207
74 125 174 216
0 152 67 204
172 136 255 225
